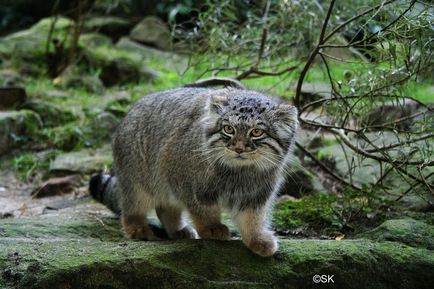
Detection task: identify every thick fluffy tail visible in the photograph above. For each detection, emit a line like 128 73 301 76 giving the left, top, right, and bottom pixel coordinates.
89 173 121 215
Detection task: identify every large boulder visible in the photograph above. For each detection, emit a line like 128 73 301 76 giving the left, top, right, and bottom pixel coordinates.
129 16 172 50
0 214 433 289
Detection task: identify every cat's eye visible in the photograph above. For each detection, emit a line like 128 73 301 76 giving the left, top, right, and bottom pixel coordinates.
223 125 235 135
250 128 264 138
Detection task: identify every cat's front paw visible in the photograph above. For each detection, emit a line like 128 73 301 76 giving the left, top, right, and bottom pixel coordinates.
199 224 230 240
124 225 156 240
245 232 278 257
170 225 198 239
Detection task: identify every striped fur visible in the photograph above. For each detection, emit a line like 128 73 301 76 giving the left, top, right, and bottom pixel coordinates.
89 87 298 256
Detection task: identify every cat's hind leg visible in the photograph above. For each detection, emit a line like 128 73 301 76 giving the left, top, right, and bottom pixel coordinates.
120 182 156 240
156 204 197 239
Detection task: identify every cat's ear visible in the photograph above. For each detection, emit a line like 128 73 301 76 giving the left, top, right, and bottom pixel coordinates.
208 95 228 114
274 104 298 124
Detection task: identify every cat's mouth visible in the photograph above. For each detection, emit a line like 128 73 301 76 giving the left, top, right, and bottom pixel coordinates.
225 148 255 159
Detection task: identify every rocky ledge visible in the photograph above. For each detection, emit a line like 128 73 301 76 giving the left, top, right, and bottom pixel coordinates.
0 210 433 289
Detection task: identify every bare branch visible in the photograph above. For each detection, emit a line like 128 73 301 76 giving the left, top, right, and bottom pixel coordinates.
295 141 362 191
294 0 336 108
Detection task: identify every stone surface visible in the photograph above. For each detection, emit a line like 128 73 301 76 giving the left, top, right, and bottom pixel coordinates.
0 110 41 155
129 16 172 50
0 214 433 289
0 87 27 110
49 145 112 174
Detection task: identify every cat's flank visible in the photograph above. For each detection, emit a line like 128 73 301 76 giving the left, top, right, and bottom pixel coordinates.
90 87 298 257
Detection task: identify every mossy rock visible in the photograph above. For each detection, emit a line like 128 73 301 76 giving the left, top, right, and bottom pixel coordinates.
360 218 434 250
30 17 73 33
0 110 42 154
129 16 171 50
83 45 157 86
1 17 73 57
20 100 76 127
49 145 112 174
0 214 433 289
79 33 113 48
0 17 74 77
116 37 188 71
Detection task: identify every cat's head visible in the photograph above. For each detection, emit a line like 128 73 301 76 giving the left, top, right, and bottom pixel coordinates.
202 90 298 170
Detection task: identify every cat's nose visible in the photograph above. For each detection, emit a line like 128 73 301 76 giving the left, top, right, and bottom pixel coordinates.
234 141 245 154
235 147 244 154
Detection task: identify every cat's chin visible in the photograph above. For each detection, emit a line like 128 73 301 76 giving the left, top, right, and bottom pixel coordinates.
221 155 275 171
226 157 256 167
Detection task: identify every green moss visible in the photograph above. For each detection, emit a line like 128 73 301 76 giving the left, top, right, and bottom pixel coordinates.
39 123 85 150
273 193 342 231
0 239 432 289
